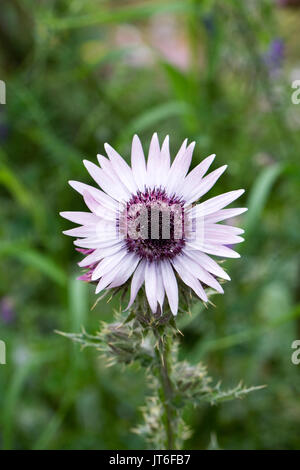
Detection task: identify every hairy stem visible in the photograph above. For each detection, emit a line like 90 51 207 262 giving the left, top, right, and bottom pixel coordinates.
155 331 175 449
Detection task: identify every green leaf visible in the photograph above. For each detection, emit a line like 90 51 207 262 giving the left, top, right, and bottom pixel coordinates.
68 276 89 331
0 242 67 286
0 151 46 231
116 101 192 147
189 303 300 357
205 383 267 406
2 352 57 450
162 62 195 104
244 163 283 235
42 1 191 31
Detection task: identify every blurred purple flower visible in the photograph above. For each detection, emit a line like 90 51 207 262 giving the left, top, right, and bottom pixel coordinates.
0 297 16 324
264 39 285 76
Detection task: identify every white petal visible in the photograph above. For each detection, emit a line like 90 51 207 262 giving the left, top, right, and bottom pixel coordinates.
193 189 245 218
166 140 194 195
104 144 138 194
205 223 245 235
90 249 127 279
167 139 187 192
97 153 115 174
186 241 240 258
108 254 140 287
157 135 171 187
74 230 119 248
95 272 115 294
205 207 248 223
156 263 165 310
74 238 124 258
74 238 120 249
82 191 115 221
74 238 120 250
97 154 129 192
79 245 125 269
68 180 118 211
147 133 160 188
95 252 139 295
131 135 147 192
97 154 134 204
63 226 96 237
183 249 230 280
181 154 215 199
145 261 158 313
126 259 147 310
77 250 103 268
179 254 223 293
184 165 227 204
161 260 178 316
83 159 129 202
172 256 208 302
60 211 99 225
203 226 244 245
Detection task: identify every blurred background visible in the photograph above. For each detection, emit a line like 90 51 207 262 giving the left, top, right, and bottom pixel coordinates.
0 0 300 450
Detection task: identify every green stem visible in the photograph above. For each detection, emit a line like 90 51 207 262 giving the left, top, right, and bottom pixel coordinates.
155 331 175 449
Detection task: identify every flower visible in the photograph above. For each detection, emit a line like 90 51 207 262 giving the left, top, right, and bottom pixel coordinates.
0 297 16 324
264 38 285 76
60 134 246 316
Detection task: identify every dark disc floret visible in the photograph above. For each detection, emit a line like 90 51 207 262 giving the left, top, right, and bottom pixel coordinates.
120 187 186 262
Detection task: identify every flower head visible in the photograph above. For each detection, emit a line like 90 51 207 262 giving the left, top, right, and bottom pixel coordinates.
61 134 246 316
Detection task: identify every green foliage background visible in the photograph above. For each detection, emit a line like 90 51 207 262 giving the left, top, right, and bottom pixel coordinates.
0 0 300 449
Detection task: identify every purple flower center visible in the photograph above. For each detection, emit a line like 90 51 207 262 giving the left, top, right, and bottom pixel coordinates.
120 188 186 262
